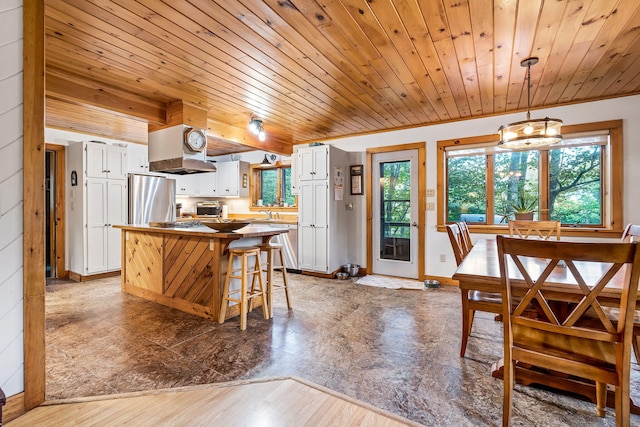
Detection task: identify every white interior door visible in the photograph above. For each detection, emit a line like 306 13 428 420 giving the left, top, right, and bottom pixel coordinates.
372 150 419 278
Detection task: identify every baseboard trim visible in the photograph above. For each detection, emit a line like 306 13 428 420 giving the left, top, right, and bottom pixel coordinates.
68 270 120 282
4 392 25 424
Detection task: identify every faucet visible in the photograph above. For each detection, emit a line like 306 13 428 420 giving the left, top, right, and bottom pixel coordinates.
259 209 272 219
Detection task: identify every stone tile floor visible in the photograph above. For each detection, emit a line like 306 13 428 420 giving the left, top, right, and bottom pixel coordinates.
46 274 640 426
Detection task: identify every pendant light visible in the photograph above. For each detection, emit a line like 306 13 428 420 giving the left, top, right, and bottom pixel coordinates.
498 57 562 149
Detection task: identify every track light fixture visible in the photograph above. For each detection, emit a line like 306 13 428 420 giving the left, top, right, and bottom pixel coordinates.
248 118 266 142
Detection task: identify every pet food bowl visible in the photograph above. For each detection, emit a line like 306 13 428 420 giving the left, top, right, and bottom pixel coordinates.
342 263 360 277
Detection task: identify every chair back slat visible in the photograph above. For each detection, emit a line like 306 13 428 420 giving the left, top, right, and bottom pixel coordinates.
446 223 467 266
508 220 561 240
457 221 473 252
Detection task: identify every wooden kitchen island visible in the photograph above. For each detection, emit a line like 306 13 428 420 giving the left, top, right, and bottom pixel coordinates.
114 224 287 321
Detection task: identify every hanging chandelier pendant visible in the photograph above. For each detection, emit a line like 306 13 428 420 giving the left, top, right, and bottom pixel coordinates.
498 57 563 149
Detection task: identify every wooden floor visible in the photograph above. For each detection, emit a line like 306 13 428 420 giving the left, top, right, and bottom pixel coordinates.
7 377 419 426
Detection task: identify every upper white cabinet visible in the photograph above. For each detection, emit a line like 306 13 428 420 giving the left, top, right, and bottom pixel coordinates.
86 141 127 180
298 146 328 181
199 172 218 197
175 174 200 196
216 161 249 197
127 143 149 174
174 161 248 197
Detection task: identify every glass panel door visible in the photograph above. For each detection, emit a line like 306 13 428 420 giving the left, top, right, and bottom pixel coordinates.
372 150 418 278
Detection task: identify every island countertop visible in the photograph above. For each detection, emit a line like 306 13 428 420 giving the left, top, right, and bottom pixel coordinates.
114 224 287 321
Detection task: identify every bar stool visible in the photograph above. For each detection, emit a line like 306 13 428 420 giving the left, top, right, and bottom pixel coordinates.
219 246 269 330
258 242 292 317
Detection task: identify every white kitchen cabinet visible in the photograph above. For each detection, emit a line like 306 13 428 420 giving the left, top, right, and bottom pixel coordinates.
290 151 299 195
175 174 200 195
68 141 128 277
298 180 328 271
173 162 246 197
298 145 328 181
296 145 348 274
127 143 149 174
86 141 127 180
198 172 218 197
216 161 249 197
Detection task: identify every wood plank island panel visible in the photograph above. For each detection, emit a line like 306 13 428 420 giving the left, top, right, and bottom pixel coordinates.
116 225 287 322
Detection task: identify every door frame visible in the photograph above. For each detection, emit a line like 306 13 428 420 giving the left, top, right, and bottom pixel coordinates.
366 143 425 279
45 144 67 279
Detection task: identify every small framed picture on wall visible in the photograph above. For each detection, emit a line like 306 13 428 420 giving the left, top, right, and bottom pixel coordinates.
350 164 363 195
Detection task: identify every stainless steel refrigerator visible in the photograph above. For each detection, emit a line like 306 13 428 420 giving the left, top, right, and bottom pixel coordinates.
128 174 176 225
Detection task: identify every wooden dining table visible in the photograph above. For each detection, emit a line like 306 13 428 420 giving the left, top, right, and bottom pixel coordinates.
453 238 640 414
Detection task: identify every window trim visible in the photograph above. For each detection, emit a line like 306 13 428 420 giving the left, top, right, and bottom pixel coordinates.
436 120 623 237
248 161 298 212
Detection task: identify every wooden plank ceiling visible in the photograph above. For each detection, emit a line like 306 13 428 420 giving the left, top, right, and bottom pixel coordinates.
44 0 640 154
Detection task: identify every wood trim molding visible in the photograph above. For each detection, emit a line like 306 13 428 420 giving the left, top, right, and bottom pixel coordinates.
23 0 46 411
436 120 624 234
45 144 67 279
366 142 426 279
3 392 25 423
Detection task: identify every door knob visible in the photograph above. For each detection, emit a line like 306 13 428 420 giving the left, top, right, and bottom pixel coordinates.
412 222 418 227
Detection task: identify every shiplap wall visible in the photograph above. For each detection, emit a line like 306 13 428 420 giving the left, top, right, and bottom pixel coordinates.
0 0 24 397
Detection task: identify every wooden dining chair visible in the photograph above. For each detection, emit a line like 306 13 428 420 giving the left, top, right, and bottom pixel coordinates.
497 236 640 426
621 224 640 364
508 219 561 240
446 223 503 357
621 223 640 243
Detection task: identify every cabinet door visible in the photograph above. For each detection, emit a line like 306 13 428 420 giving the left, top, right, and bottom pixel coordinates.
297 224 315 271
176 174 199 195
198 172 218 196
298 146 328 181
127 145 148 174
298 180 328 272
311 146 328 180
298 148 314 181
217 161 239 196
86 178 108 273
107 146 127 180
86 143 107 178
290 152 298 194
107 180 127 270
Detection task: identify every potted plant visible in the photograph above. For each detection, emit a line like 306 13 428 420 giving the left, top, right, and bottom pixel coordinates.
509 189 537 220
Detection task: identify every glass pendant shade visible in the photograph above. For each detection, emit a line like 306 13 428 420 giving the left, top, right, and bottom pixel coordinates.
498 57 562 149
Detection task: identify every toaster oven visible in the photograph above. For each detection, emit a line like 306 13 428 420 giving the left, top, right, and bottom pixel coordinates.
196 203 221 216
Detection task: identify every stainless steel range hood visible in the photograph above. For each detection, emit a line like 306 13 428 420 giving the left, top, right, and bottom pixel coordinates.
148 124 217 174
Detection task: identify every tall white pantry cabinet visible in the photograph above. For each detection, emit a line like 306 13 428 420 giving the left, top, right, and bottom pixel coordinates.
67 141 128 277
297 145 349 274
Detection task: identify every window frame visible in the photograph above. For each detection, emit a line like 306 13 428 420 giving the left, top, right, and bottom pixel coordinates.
249 161 298 212
436 120 623 237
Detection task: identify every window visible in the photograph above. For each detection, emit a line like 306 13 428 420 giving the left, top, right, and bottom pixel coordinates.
437 121 623 235
249 163 297 210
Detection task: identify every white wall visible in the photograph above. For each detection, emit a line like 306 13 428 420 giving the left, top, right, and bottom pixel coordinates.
0 0 24 398
325 94 640 279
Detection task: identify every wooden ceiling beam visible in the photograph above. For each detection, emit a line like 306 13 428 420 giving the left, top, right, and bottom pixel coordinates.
207 119 293 156
46 72 167 125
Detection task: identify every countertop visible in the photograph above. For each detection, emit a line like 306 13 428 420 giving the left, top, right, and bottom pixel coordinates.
114 224 288 239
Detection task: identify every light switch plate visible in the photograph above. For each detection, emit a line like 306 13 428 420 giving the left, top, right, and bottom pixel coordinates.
427 202 435 211
426 188 435 197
